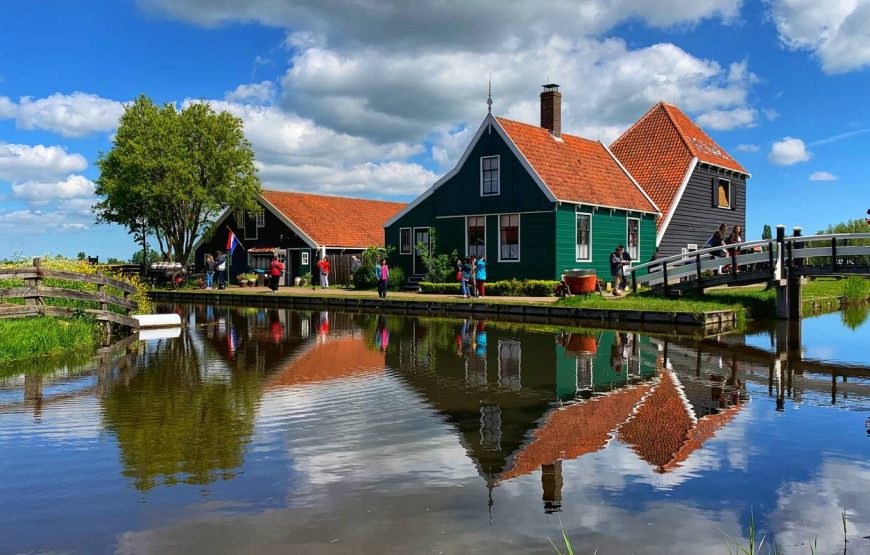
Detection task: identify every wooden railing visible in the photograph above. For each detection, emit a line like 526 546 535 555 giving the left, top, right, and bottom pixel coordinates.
0 258 140 329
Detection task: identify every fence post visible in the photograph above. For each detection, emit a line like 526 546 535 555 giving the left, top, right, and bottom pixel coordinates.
25 257 43 311
662 262 670 297
730 248 738 280
831 237 839 273
776 225 786 280
768 241 775 280
695 253 702 284
793 227 803 271
631 269 637 294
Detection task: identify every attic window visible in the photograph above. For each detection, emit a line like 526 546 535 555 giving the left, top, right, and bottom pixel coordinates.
481 156 500 196
717 178 732 209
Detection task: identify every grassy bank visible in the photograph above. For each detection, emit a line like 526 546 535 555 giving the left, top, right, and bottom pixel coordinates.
0 317 99 364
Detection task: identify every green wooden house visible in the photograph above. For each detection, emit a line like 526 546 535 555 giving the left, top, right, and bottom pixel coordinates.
385 85 660 282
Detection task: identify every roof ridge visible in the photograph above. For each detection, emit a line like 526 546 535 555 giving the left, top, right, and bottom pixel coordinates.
610 101 666 149
495 115 598 144
263 189 406 205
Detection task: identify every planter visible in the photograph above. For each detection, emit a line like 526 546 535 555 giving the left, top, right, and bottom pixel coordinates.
564 269 597 295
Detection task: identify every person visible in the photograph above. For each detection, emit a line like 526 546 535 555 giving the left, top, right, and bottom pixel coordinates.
319 256 330 289
311 256 320 291
620 248 633 290
554 279 572 298
376 258 389 298
610 245 629 296
475 256 487 297
214 251 227 289
269 255 285 293
724 225 743 273
350 255 362 274
467 257 478 297
455 258 463 282
460 258 472 298
706 223 729 258
204 253 216 290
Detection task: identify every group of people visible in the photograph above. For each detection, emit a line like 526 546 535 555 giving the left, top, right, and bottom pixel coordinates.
203 252 228 290
706 223 744 273
457 256 487 298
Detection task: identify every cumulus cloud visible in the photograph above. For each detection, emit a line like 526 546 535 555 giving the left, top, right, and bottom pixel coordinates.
0 142 88 182
0 209 92 234
256 160 438 197
11 174 96 204
0 92 124 137
225 80 276 104
768 137 811 165
770 0 870 74
736 143 761 152
809 170 837 181
696 107 757 130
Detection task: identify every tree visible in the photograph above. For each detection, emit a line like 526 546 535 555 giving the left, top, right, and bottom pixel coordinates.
94 95 261 265
77 251 87 260
415 229 458 283
762 224 772 240
131 249 163 265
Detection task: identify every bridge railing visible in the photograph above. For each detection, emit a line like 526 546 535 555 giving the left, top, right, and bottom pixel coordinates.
785 232 870 275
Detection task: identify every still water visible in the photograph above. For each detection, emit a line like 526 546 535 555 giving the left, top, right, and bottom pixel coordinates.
1 305 870 554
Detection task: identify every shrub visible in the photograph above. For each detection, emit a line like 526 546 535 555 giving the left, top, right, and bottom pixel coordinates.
353 264 405 291
842 276 870 305
522 280 559 297
418 279 557 297
387 266 405 291
419 282 461 294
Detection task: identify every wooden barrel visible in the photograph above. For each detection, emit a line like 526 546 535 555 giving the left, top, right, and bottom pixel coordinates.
564 269 597 294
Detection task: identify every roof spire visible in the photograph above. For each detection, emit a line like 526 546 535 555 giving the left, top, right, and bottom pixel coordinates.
487 73 493 114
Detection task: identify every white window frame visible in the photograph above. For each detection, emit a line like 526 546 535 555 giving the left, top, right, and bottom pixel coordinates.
235 210 245 229
480 155 500 197
716 178 733 209
465 216 487 258
301 251 309 265
255 209 265 228
626 217 640 261
498 213 520 262
575 210 592 262
399 227 412 255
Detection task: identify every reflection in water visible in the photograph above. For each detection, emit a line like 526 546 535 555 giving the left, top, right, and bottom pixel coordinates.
0 305 869 554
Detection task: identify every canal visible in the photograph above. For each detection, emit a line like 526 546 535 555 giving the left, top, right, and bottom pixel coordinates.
1 304 869 554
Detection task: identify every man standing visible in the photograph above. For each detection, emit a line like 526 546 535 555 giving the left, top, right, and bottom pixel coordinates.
376 258 389 299
215 251 227 290
319 256 330 289
610 245 629 296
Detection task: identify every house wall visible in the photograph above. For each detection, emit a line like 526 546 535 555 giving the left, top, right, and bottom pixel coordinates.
554 204 657 278
386 123 556 280
658 165 747 258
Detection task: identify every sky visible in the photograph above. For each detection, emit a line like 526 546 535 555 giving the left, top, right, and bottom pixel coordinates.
0 0 868 260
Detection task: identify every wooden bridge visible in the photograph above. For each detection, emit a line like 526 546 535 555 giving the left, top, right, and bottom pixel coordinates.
0 258 140 331
630 226 870 318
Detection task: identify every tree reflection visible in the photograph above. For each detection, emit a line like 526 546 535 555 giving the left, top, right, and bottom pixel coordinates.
101 332 262 491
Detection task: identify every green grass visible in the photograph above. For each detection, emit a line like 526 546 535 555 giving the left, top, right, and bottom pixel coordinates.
0 317 99 364
557 292 740 314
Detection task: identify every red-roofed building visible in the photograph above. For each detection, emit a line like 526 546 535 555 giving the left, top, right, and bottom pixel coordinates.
385 85 660 281
610 102 750 258
194 191 405 286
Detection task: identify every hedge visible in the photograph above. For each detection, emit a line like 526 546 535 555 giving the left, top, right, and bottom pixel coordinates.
418 279 558 297
353 265 406 292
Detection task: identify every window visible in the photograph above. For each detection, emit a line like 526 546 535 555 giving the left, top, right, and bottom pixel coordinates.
576 212 591 261
256 209 265 228
235 210 245 228
301 251 309 265
467 216 486 257
481 155 500 196
499 214 520 261
399 228 412 255
626 218 639 261
498 339 522 391
716 179 732 209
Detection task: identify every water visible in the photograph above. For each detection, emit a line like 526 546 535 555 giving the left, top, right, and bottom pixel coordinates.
1 305 869 554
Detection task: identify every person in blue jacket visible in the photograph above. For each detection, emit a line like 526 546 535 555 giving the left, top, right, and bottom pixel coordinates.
475 256 487 297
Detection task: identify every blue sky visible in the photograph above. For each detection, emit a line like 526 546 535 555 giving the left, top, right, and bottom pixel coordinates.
1 0 868 259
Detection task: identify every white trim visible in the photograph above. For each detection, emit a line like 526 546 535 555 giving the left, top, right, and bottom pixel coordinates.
480 155 500 196
715 177 733 210
436 209 552 219
399 227 412 255
465 215 487 258
602 143 661 216
255 208 265 228
556 199 658 216
497 213 521 262
412 226 431 274
301 251 309 265
258 194 319 249
575 209 592 262
656 156 698 247
626 217 640 261
383 114 557 228
244 211 259 241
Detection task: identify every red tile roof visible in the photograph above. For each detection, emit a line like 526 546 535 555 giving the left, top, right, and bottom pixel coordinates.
495 117 658 214
610 102 747 231
261 190 406 248
499 384 652 481
265 335 384 389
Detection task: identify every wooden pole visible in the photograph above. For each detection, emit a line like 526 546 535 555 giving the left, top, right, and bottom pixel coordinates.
662 261 670 297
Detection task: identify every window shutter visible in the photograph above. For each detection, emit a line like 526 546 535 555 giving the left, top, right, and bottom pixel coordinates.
731 181 737 211
711 178 717 208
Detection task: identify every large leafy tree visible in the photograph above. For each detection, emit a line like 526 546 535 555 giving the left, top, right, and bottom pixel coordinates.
94 95 260 264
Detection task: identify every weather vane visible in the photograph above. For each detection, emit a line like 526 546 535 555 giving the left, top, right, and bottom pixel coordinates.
487 73 493 114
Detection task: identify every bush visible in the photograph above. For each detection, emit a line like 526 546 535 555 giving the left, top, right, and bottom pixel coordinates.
388 266 405 291
353 264 405 291
418 279 558 297
842 276 870 305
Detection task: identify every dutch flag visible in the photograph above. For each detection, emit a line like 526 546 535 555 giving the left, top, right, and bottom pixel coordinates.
226 227 243 254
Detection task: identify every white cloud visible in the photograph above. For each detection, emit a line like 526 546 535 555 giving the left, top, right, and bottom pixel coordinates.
0 92 124 137
11 174 96 204
0 142 88 182
0 209 92 234
809 170 837 181
696 107 757 130
256 160 438 197
770 0 870 74
225 81 276 104
768 136 811 165
736 143 761 152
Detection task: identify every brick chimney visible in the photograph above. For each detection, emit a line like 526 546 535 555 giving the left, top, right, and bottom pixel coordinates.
540 84 561 138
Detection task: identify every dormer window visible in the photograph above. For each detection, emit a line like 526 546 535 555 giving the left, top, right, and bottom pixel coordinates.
481 155 500 196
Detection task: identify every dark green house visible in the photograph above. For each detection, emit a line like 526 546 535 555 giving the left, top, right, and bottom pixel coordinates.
385 85 660 282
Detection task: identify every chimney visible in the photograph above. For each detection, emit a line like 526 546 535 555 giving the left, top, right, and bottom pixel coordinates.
540 84 561 138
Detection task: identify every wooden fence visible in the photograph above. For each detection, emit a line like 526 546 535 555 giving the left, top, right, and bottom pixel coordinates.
0 258 140 329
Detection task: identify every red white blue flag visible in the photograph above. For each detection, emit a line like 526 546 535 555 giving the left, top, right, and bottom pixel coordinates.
226 227 243 254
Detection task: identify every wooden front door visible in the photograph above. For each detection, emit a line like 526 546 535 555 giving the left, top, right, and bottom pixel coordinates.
413 227 430 275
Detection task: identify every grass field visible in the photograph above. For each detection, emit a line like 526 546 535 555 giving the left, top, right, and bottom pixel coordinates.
0 317 99 364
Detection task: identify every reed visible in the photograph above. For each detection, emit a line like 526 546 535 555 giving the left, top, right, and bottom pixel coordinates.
0 317 98 364
841 276 870 306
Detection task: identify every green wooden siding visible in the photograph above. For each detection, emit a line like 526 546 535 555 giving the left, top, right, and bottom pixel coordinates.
555 204 656 279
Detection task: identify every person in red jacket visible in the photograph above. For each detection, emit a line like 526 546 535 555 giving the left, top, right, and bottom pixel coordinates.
318 256 331 289
269 256 285 293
